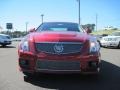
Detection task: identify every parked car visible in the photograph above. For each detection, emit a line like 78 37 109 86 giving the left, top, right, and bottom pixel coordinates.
12 37 23 41
0 34 12 47
18 22 101 77
100 31 120 48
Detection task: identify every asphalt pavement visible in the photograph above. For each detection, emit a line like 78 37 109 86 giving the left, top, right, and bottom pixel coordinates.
0 42 120 90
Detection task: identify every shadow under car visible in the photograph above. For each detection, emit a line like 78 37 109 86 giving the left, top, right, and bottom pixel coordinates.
24 60 120 90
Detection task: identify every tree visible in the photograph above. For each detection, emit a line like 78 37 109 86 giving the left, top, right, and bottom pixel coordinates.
1 31 27 38
81 24 95 32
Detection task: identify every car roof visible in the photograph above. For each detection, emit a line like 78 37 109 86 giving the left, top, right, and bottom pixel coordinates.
42 22 78 24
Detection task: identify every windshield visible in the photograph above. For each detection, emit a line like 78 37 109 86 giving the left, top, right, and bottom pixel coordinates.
111 32 120 36
36 22 81 32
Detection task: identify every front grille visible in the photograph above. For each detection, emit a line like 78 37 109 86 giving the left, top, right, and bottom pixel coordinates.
35 42 83 54
36 60 80 70
104 38 116 41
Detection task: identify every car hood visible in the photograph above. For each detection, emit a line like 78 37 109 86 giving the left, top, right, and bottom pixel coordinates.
30 31 90 43
103 35 120 39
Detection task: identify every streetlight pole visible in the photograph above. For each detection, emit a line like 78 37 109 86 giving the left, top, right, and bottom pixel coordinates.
41 14 44 24
78 0 80 25
76 0 80 25
25 22 28 34
96 14 98 31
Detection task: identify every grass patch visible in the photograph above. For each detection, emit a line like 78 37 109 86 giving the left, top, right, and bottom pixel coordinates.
92 29 120 35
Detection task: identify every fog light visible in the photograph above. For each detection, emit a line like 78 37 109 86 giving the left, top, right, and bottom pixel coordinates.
20 60 26 65
20 60 29 65
89 61 97 68
19 59 29 69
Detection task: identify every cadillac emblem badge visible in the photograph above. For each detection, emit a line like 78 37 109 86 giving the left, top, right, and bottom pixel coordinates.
54 44 64 54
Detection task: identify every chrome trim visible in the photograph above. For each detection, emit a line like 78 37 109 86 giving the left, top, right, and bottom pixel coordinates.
36 42 83 44
38 51 81 55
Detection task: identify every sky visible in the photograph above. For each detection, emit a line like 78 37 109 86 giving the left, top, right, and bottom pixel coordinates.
0 0 120 31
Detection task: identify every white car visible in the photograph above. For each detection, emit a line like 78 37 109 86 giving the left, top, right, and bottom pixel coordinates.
11 37 23 41
100 31 120 48
0 34 12 47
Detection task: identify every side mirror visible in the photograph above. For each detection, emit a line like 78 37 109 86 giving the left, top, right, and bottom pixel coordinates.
29 28 36 33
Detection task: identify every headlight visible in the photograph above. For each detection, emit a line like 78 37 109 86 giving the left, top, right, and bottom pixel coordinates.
113 38 118 41
20 41 29 51
90 42 100 53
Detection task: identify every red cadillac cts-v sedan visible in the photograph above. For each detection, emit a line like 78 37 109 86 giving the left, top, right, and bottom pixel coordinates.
18 22 101 76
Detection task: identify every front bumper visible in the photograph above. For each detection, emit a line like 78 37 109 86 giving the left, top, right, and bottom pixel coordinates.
19 52 100 74
0 41 12 45
100 40 119 47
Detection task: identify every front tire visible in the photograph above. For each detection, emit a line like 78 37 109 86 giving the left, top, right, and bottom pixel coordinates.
23 72 39 78
2 44 6 47
118 42 120 49
23 72 34 77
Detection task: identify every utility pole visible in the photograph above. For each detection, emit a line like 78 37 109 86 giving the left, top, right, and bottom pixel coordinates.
76 0 80 25
41 14 44 24
25 22 28 34
96 14 98 31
